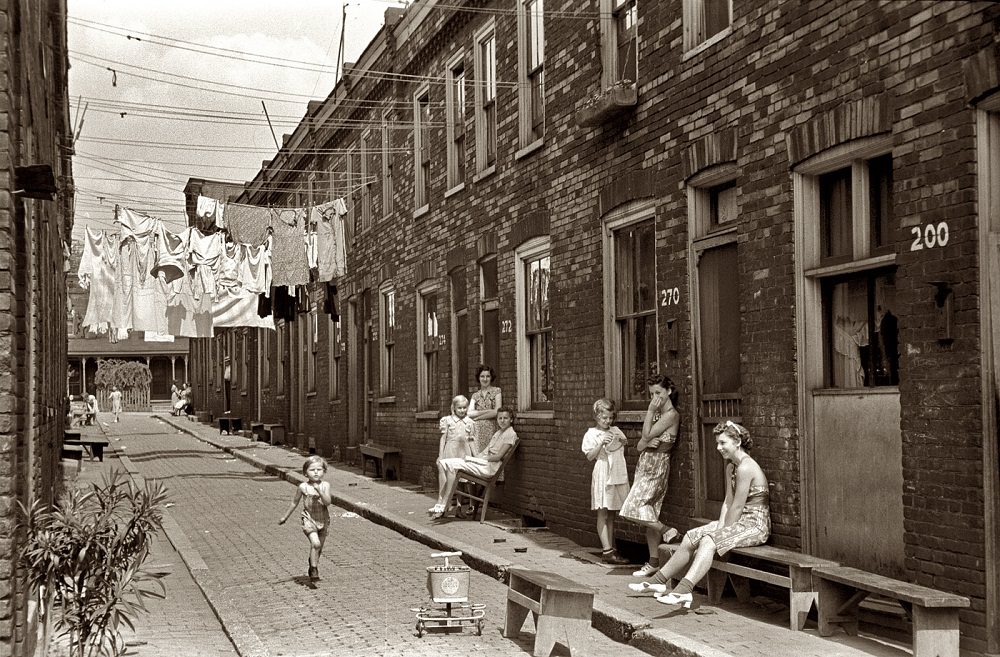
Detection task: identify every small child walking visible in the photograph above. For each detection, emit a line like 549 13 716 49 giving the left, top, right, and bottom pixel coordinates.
279 456 333 580
109 386 123 423
581 399 630 565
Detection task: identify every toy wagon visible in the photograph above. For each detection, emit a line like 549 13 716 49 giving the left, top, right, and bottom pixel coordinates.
413 551 485 638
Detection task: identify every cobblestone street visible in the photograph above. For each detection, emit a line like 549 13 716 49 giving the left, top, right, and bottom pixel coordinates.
86 413 648 657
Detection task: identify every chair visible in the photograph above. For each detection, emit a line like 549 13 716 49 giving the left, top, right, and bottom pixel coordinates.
452 437 519 523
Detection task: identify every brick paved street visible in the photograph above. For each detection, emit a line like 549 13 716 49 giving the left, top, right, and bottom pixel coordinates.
92 413 648 657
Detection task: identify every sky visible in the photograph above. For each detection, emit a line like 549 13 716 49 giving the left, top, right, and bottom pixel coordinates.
68 0 401 240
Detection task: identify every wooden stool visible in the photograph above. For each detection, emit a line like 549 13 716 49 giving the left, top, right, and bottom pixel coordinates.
504 568 595 657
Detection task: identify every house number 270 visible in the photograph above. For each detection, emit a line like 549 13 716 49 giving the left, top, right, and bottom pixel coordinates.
660 288 681 306
910 222 949 251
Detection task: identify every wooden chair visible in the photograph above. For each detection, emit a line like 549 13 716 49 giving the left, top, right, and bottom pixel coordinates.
452 437 519 523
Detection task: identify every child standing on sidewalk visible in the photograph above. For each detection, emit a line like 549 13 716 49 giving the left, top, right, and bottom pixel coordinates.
109 386 123 423
581 399 630 565
279 455 333 580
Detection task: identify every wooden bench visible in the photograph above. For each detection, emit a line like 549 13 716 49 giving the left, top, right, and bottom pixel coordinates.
452 437 519 523
195 410 213 424
504 568 595 657
218 416 243 435
63 433 110 462
61 444 85 470
250 422 265 441
359 443 401 480
262 423 285 444
658 542 838 630
813 565 969 657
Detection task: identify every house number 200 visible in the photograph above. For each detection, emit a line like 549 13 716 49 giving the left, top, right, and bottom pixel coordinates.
660 288 681 306
500 320 513 334
910 222 949 251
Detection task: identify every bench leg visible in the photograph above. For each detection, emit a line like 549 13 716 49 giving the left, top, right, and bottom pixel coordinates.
817 578 861 637
93 445 104 462
788 566 817 631
534 615 589 657
707 569 727 604
912 606 960 657
504 600 530 639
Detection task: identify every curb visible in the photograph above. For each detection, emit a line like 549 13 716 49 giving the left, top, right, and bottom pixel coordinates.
155 415 727 657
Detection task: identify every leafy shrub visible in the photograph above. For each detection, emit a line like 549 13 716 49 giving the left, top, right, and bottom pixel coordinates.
93 359 152 393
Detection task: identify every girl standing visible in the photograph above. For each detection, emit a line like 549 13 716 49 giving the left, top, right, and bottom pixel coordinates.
109 385 123 423
279 456 333 580
620 374 680 577
428 395 475 516
581 399 630 565
468 365 502 454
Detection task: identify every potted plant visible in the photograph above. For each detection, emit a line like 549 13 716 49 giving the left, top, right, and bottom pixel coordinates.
577 79 638 127
19 471 169 657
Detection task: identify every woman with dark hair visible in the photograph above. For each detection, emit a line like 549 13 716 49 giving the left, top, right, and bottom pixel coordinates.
619 374 681 577
468 364 502 455
629 421 770 607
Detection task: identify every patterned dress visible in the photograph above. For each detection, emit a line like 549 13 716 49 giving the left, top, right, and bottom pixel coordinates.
470 386 501 453
619 412 675 524
439 415 475 459
686 466 770 555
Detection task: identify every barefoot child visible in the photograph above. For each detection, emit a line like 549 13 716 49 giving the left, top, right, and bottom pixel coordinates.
279 456 333 580
582 399 630 565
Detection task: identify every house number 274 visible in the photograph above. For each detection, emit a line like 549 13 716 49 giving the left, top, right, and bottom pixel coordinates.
660 288 681 306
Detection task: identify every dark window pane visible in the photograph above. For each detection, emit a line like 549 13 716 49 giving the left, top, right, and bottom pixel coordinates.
481 259 498 299
704 0 730 40
482 307 499 372
869 154 893 253
698 243 741 394
822 269 898 388
820 167 853 262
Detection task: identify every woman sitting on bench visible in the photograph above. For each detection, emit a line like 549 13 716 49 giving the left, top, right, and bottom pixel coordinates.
84 394 100 425
429 406 518 519
629 420 770 608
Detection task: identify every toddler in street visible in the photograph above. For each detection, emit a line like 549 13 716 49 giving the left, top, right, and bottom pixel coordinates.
279 455 333 580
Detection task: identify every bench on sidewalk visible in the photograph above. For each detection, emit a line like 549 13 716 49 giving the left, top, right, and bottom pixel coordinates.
63 432 110 462
452 437 519 523
195 410 213 424
261 423 285 444
218 416 243 435
250 422 265 441
359 443 401 480
61 444 84 471
658 542 838 630
504 568 595 657
813 565 969 657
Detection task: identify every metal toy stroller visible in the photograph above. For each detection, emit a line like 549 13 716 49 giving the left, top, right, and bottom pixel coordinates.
413 551 485 637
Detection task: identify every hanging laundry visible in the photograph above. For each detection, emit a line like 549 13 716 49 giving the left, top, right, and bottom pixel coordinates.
150 224 191 284
323 283 339 320
272 286 296 322
311 198 347 281
116 206 159 241
224 202 271 247
80 229 120 333
270 207 310 286
257 292 272 319
216 240 243 297
162 272 214 338
240 239 272 295
196 195 226 230
188 228 225 311
213 291 275 330
115 230 168 335
144 332 175 342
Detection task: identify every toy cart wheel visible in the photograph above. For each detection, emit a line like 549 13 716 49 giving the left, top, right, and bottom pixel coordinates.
476 619 483 636
416 621 425 638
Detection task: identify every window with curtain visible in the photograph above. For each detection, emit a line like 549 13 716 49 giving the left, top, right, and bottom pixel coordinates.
418 289 441 409
475 23 497 172
613 219 657 405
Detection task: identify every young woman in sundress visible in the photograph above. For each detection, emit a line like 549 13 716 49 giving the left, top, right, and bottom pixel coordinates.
629 420 770 607
468 365 502 454
619 374 680 577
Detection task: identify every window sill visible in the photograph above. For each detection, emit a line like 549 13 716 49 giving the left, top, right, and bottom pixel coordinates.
804 253 896 278
516 410 555 421
378 395 396 404
329 398 342 405
577 83 638 128
444 182 465 199
812 387 899 396
276 395 285 400
413 204 430 219
240 391 247 397
682 26 732 61
515 139 544 161
473 165 496 183
616 410 646 424
306 391 317 398
415 410 439 420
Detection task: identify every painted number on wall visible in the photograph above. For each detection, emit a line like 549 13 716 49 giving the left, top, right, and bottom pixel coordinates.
910 222 950 251
660 288 681 306
500 320 513 334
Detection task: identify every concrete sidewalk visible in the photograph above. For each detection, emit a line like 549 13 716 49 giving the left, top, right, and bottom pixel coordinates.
155 413 902 657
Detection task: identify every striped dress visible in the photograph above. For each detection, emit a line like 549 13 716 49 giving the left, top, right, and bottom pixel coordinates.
619 412 675 524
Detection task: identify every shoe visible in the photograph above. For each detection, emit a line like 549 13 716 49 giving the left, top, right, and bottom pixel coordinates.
427 504 445 516
601 550 629 565
662 527 679 543
632 563 659 577
308 565 319 580
628 582 667 594
655 591 693 608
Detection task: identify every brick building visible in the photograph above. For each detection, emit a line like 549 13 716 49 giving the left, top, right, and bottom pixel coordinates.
0 1 74 654
187 2 1000 652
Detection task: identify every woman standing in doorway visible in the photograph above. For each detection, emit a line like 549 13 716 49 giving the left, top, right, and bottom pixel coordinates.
468 365 502 455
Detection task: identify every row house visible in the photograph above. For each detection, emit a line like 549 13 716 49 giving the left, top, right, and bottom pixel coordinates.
187 1 1000 652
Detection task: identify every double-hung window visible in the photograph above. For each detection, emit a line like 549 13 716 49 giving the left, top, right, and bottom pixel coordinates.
276 322 286 396
446 55 467 191
683 0 731 52
417 285 441 410
517 0 545 149
450 268 469 393
381 108 393 216
306 306 317 393
413 86 431 212
601 0 637 89
479 256 500 371
796 137 898 389
328 315 341 401
604 206 656 407
515 237 552 410
260 328 271 392
474 22 497 173
360 129 373 231
380 286 395 396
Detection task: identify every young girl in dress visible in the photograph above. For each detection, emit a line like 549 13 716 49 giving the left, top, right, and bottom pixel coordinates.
629 421 770 607
619 374 680 577
109 385 123 423
278 455 333 580
428 395 475 516
581 399 630 565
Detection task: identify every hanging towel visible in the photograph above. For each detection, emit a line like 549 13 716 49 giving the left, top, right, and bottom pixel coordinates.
224 202 271 247
81 230 120 332
212 291 275 330
270 207 310 286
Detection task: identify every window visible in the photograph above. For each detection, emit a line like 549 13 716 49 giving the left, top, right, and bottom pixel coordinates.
517 0 545 148
451 268 469 393
380 286 395 395
446 56 467 190
360 130 373 232
260 328 272 391
479 257 500 371
417 286 441 410
683 0 731 52
795 137 898 389
605 214 656 406
601 0 637 89
474 22 497 172
239 330 248 391
349 147 363 233
328 315 342 401
515 237 552 410
276 321 286 396
381 108 394 216
306 306 317 393
413 86 431 211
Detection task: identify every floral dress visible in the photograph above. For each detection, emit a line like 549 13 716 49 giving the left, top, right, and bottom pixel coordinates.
470 386 501 453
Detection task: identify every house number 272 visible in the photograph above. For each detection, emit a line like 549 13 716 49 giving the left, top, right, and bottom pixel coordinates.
660 288 681 306
500 320 513 334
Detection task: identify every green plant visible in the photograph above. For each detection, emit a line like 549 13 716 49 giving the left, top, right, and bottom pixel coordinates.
19 471 169 657
93 359 152 393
